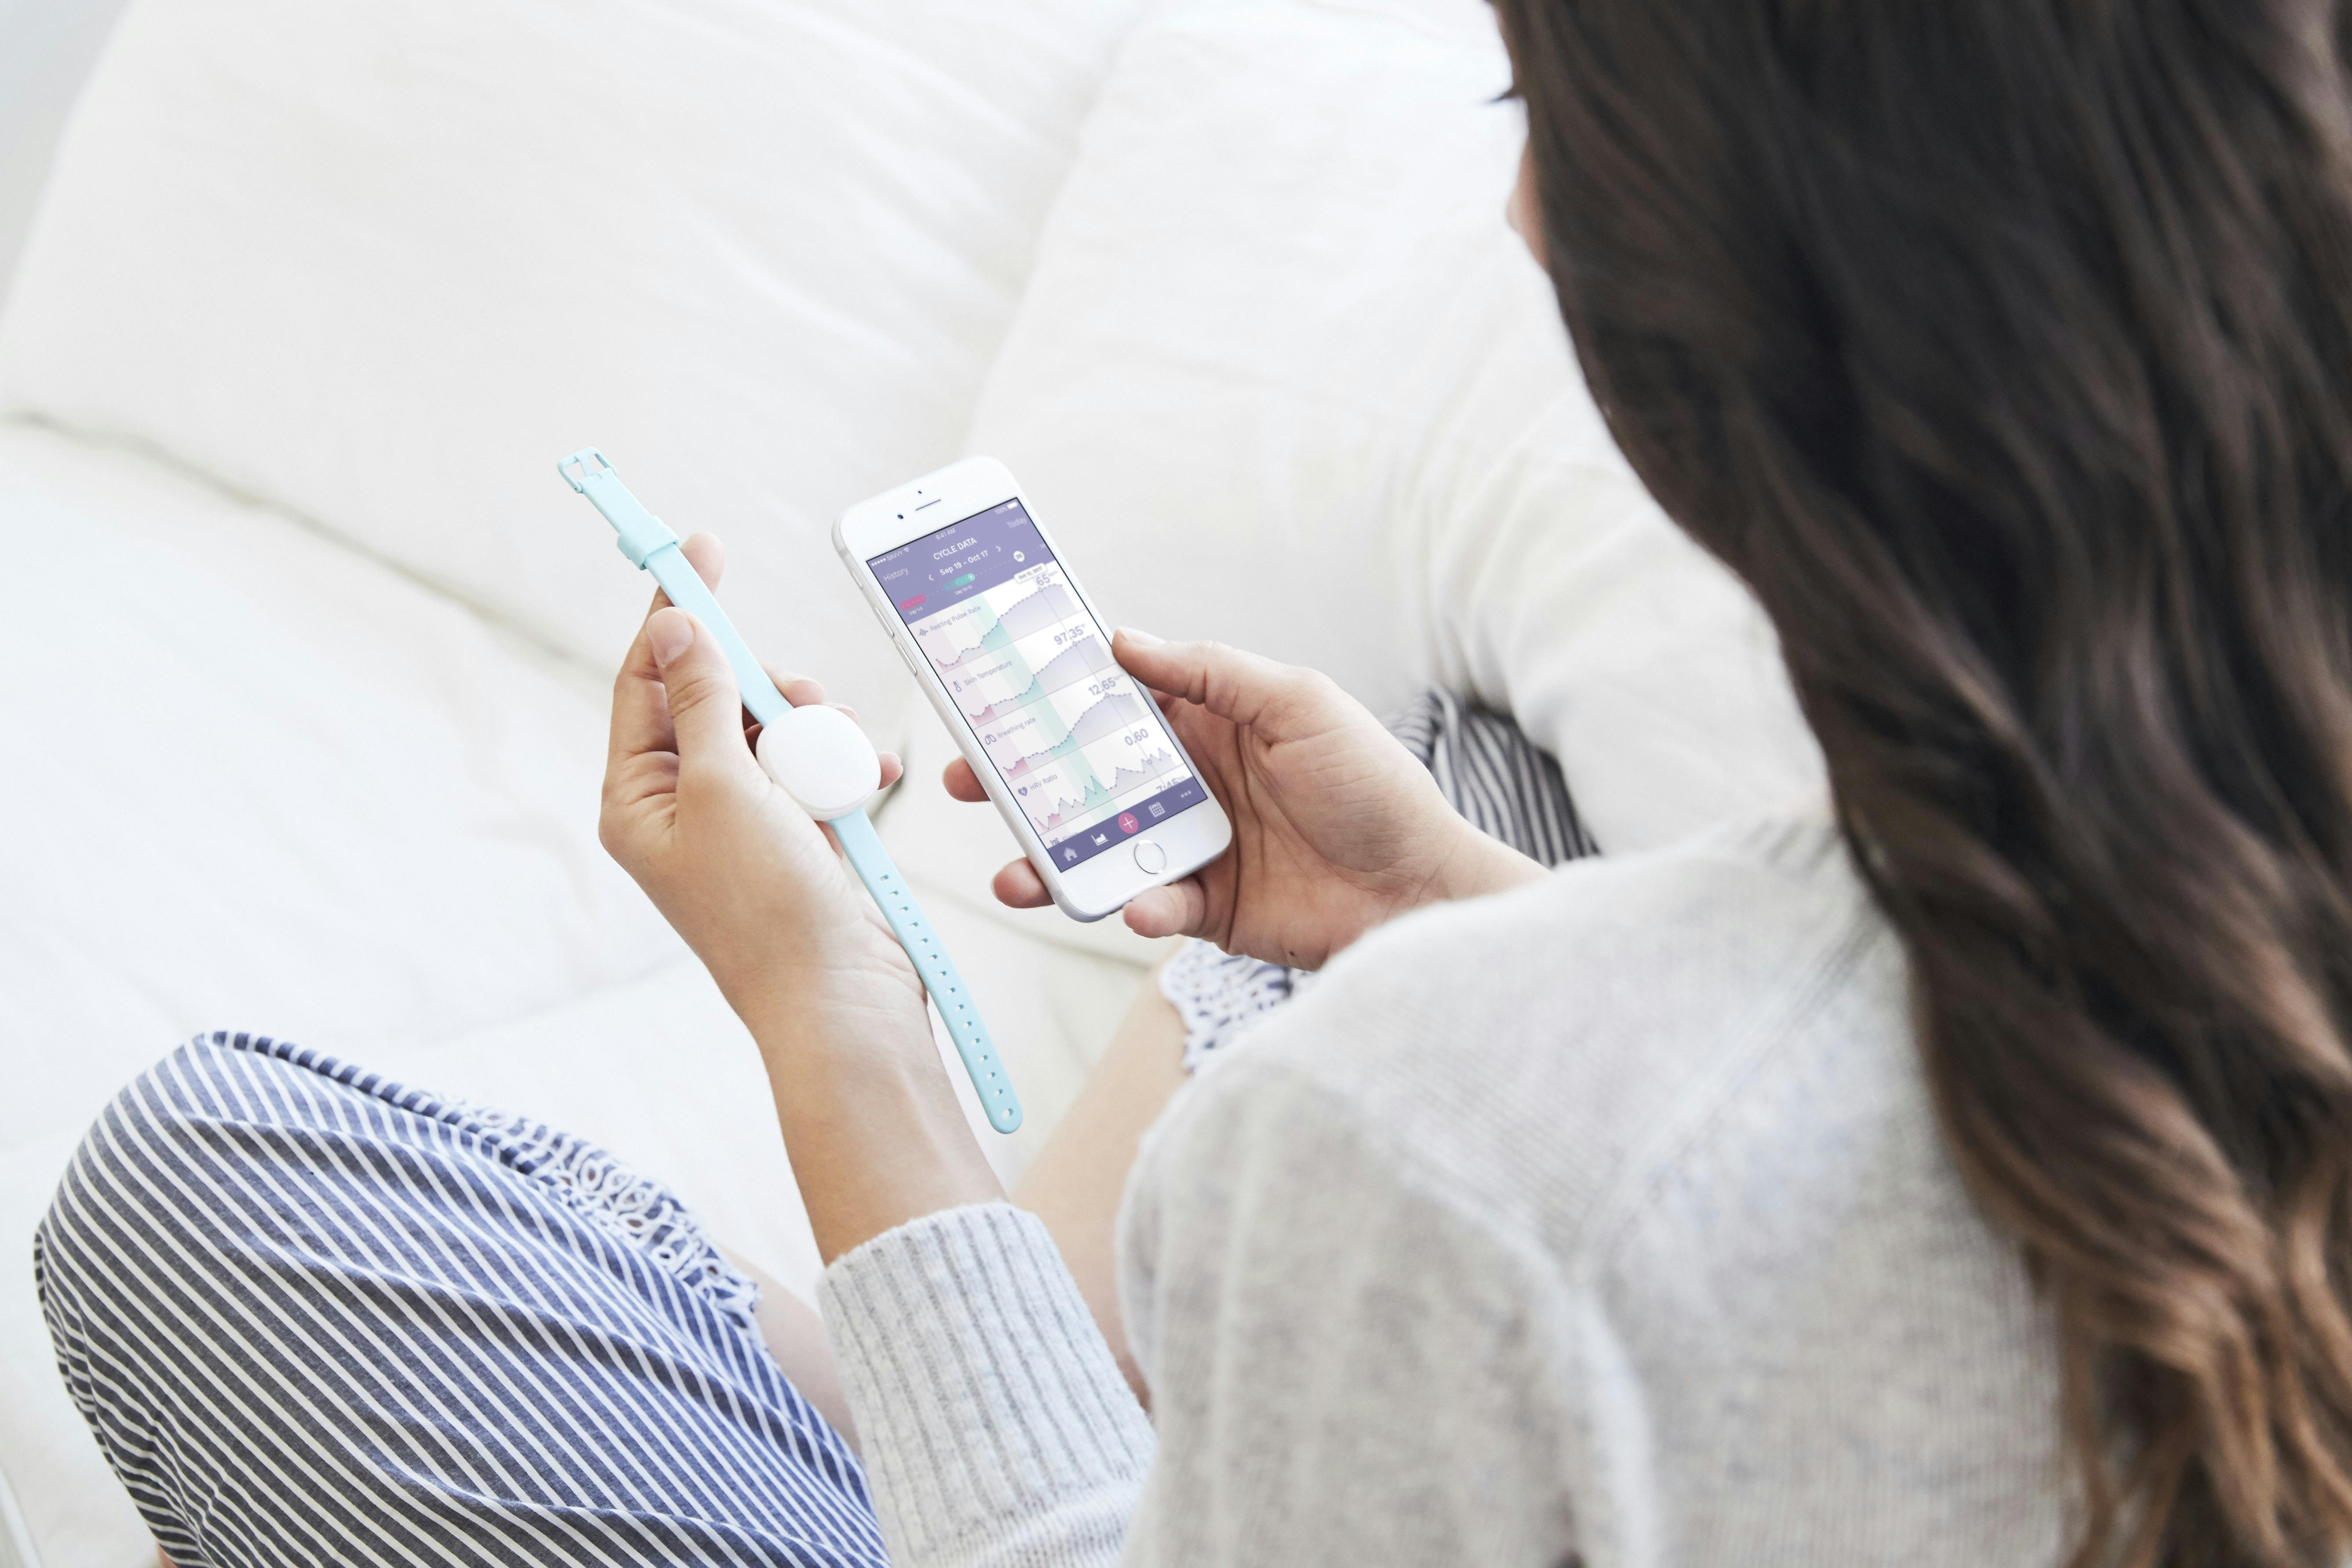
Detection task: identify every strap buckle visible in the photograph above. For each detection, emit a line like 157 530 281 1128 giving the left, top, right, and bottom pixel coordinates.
558 447 678 567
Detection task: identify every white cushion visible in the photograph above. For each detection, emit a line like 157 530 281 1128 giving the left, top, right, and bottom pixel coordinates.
0 424 685 1144
0 0 133 308
0 0 1149 744
957 0 1825 851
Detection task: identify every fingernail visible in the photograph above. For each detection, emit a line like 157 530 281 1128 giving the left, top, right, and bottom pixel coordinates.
648 609 694 666
1116 626 1163 648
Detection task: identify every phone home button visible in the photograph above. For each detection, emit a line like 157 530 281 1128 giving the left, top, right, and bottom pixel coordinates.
1132 839 1168 876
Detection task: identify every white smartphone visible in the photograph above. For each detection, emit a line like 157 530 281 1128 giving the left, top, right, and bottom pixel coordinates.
835 457 1233 922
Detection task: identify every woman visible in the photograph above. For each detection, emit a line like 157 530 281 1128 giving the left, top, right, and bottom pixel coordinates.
40 1 2352 1564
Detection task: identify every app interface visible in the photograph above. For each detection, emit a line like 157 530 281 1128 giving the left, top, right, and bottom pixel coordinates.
871 500 1207 871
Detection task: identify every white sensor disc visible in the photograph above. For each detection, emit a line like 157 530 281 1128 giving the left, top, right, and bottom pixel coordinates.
756 705 881 821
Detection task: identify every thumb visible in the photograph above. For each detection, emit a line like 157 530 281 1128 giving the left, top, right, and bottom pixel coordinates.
1123 877 1209 941
647 608 758 781
1112 629 1325 738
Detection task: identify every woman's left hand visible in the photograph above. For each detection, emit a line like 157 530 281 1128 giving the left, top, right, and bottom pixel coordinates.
599 535 1004 1260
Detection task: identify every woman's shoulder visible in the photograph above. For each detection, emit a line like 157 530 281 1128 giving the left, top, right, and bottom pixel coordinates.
1168 802 1917 1259
1124 823 2061 1568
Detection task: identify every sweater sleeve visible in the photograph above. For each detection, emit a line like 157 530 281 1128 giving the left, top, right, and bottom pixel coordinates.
818 1048 1581 1568
818 1203 1154 1568
1112 1054 1582 1566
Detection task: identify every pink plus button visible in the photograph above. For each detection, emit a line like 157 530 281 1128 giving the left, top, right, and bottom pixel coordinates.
1117 812 1140 834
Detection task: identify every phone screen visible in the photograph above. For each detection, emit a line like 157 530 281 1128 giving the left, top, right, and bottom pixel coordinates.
869 499 1209 871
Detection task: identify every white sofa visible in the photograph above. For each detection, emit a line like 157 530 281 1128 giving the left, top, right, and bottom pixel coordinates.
0 0 1822 1561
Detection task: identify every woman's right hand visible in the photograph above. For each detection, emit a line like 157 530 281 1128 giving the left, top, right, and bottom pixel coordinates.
945 631 1546 970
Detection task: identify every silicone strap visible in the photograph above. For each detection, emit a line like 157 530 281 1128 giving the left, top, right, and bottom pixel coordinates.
560 447 1022 1133
832 809 1022 1132
560 447 789 725
643 546 789 727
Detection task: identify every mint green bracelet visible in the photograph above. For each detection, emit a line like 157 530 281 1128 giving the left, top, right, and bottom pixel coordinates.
560 447 1022 1134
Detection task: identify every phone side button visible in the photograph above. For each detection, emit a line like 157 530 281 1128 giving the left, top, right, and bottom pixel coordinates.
1132 839 1168 875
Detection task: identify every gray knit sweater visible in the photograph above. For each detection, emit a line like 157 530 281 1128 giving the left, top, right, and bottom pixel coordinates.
818 811 2071 1566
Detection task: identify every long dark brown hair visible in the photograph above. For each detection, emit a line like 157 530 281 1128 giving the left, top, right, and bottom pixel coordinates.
1494 2 2352 1562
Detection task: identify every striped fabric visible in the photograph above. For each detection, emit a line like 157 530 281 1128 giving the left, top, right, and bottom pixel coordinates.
36 691 1586 1564
1385 689 1598 866
37 1035 886 1568
1161 689 1598 1069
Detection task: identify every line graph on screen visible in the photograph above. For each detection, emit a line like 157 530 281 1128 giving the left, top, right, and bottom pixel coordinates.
958 633 1112 725
992 690 1150 778
919 577 1077 671
1104 750 1180 797
1030 752 1176 832
1035 753 1178 830
900 553 1195 852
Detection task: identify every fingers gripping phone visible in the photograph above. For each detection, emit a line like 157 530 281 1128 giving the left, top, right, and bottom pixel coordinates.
836 458 1233 922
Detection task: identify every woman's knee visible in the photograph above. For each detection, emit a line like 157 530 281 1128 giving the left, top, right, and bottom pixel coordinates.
38 1032 374 1316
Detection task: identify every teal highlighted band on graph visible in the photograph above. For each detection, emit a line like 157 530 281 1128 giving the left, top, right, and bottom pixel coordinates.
954 627 1118 730
995 686 1149 781
918 567 1182 838
923 578 1079 673
961 635 1151 794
